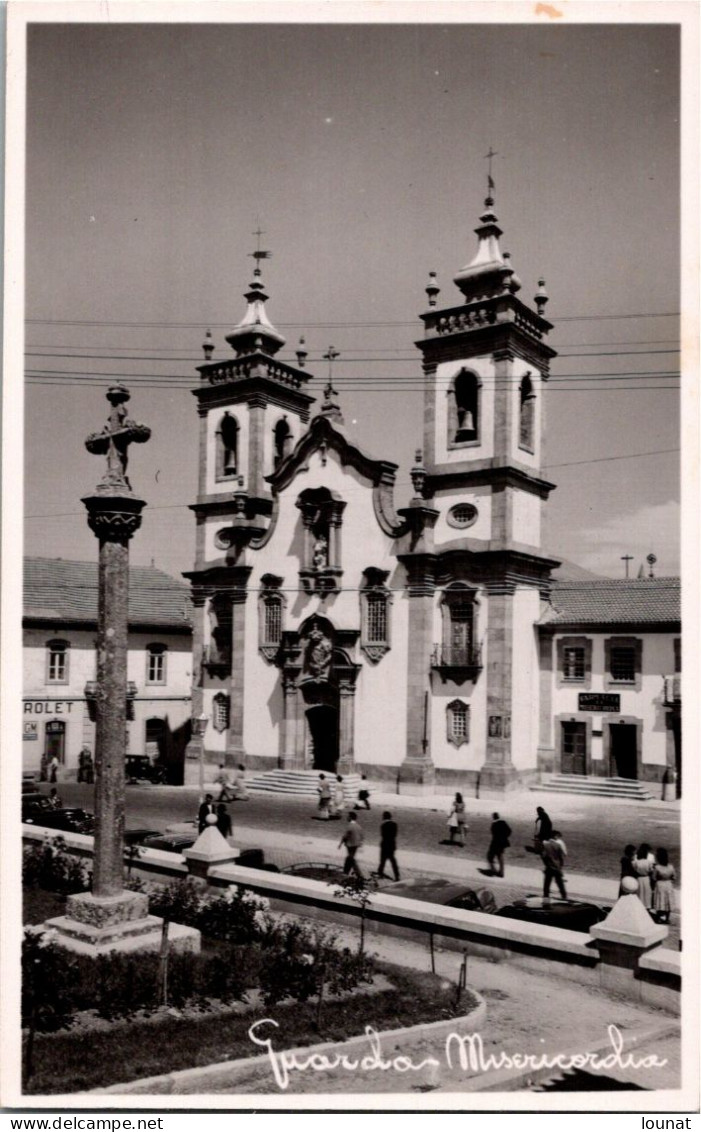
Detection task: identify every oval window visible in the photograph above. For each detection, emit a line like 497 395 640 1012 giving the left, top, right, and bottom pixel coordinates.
448 503 478 529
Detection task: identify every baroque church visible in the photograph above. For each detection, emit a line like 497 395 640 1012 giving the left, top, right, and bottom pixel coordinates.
182 188 680 796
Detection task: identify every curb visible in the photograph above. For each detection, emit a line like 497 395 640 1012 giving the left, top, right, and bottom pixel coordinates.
93 991 487 1096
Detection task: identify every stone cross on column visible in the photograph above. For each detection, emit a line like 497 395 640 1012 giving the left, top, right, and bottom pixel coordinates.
82 386 151 899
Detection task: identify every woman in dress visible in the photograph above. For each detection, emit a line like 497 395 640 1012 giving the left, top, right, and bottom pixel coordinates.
447 792 467 846
652 847 676 924
632 842 656 912
619 843 637 895
329 774 345 820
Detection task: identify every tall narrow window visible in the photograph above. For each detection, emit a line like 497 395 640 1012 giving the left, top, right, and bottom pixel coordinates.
434 586 481 678
259 574 286 661
205 594 233 676
216 412 239 479
146 643 167 684
449 370 479 444
360 568 391 662
605 637 642 691
46 639 69 685
519 372 536 452
447 700 470 747
273 416 293 468
449 600 474 664
212 692 230 732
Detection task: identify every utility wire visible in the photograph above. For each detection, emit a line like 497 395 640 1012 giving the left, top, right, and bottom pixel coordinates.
25 311 681 329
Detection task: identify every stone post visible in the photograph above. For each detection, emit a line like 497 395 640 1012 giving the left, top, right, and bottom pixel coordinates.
45 385 199 954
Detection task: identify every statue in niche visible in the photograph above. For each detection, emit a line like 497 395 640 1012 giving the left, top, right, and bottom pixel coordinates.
305 625 333 680
312 534 329 569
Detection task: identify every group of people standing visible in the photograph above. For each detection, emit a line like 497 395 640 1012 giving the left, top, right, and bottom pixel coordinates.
316 773 371 820
620 842 676 923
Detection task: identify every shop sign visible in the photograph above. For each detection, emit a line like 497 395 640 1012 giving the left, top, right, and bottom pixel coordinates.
23 722 38 741
23 701 75 715
578 693 621 713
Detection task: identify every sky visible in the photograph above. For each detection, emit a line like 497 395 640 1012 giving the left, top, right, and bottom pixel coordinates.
20 14 684 581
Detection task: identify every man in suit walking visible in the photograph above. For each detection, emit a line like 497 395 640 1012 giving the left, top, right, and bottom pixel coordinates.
377 811 400 881
198 793 217 833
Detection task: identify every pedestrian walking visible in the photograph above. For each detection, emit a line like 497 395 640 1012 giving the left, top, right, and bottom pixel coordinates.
49 755 59 784
541 830 568 900
216 802 232 841
486 812 511 877
652 848 676 924
48 787 63 810
216 765 235 802
446 792 467 846
339 812 364 878
232 764 249 800
633 843 656 912
532 806 553 853
619 843 637 895
317 773 332 819
198 793 217 833
354 774 371 810
329 774 345 819
377 811 400 880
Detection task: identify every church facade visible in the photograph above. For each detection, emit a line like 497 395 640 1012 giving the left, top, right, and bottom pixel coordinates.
183 191 680 794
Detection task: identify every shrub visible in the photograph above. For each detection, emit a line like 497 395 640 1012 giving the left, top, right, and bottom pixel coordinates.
146 877 204 928
23 839 91 896
258 919 374 1009
22 930 78 1032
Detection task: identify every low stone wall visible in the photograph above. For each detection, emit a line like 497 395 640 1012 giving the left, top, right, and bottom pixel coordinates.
22 825 680 1011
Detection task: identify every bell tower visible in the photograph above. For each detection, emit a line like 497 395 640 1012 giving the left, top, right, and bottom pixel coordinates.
414 177 560 791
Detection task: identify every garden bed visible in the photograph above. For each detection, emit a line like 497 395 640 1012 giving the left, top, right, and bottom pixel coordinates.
24 962 476 1094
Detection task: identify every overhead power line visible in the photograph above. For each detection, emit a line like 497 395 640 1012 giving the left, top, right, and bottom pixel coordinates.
24 311 681 329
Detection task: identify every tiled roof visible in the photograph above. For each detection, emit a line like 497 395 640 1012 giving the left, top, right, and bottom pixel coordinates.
541 577 680 626
24 558 192 630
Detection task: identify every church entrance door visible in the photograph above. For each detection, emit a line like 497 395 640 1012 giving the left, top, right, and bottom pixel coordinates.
609 724 638 779
306 704 339 772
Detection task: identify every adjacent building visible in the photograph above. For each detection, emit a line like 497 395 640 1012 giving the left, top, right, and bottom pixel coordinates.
23 557 193 781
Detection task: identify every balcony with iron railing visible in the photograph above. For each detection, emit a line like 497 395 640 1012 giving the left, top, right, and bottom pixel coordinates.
430 643 483 684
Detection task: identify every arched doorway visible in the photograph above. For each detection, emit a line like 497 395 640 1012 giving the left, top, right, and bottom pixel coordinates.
306 703 340 772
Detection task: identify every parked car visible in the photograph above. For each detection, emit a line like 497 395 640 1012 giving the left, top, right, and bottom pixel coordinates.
24 806 95 835
381 877 497 912
22 774 38 794
281 861 346 882
493 895 610 934
22 793 53 821
124 829 162 847
139 832 197 854
235 848 280 873
125 756 167 785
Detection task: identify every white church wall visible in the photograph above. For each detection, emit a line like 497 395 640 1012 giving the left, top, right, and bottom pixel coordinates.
432 483 493 545
510 490 542 548
354 589 410 769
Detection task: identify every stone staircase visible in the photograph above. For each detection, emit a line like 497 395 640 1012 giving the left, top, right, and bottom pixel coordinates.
247 768 363 804
531 774 654 801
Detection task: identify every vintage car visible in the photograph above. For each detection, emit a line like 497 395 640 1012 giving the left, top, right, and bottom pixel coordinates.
494 895 610 933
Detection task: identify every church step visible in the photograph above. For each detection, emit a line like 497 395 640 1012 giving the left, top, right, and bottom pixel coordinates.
532 775 653 800
247 769 363 800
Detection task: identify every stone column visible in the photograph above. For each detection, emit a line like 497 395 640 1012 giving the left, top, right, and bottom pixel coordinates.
400 554 437 786
184 589 207 786
281 674 302 769
337 681 357 774
247 394 266 496
480 587 519 792
46 385 199 954
226 593 248 762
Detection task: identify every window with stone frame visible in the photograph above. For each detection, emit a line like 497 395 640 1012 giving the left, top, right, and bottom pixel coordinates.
212 692 230 733
46 639 69 684
448 369 480 447
447 699 470 747
215 411 239 480
438 585 478 667
205 594 233 675
146 643 167 684
556 636 592 690
518 372 536 453
258 574 286 661
360 568 391 662
604 636 642 692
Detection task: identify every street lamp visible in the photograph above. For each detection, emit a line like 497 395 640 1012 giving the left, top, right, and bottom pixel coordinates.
192 712 209 802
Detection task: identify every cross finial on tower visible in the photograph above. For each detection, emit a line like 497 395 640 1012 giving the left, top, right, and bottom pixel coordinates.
484 146 498 192
621 554 633 579
249 221 271 271
323 345 340 382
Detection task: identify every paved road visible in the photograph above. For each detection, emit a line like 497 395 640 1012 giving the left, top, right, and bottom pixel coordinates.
51 780 681 882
